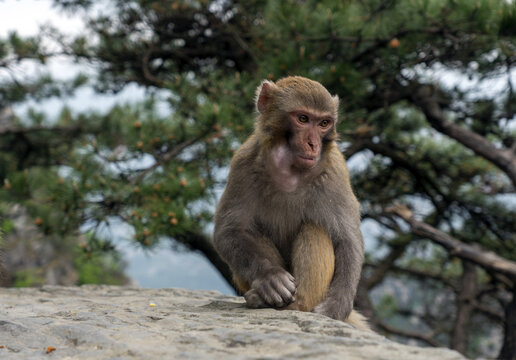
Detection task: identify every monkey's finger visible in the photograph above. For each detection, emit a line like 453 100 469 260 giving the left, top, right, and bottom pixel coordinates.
276 272 296 296
271 277 295 304
282 275 297 295
244 289 267 308
278 287 295 305
282 271 296 289
287 272 295 283
273 285 293 305
260 282 285 308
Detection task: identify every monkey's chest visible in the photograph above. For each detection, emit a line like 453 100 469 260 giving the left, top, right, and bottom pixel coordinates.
254 190 310 251
269 169 300 193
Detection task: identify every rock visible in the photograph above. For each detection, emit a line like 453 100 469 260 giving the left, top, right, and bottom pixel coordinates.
0 286 465 360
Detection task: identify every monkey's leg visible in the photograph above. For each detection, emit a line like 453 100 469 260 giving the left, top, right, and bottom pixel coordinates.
287 223 335 312
288 224 371 331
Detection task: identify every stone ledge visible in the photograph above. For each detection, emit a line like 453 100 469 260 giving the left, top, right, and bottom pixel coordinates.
0 286 465 359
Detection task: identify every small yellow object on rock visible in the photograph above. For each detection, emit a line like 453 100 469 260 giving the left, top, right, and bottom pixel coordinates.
149 303 156 307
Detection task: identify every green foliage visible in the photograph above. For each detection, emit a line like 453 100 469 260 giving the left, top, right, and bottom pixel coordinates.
1 218 14 234
75 250 127 285
376 294 399 319
13 269 45 287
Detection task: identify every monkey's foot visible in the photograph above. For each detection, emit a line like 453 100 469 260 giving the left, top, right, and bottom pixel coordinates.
277 300 303 311
243 288 268 308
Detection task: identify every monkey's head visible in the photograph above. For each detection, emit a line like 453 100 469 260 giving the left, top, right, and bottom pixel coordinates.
255 76 339 170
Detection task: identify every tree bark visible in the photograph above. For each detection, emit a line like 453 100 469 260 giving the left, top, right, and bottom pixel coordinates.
499 289 516 360
451 261 477 354
0 248 10 286
177 230 234 291
376 321 442 347
0 124 84 136
388 204 516 279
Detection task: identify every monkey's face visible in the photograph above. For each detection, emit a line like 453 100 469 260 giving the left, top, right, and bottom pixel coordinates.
287 109 334 170
255 77 339 171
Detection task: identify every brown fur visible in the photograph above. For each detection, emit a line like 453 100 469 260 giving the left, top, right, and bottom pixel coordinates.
214 76 369 331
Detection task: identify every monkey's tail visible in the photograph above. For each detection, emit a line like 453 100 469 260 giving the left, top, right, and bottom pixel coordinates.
346 310 370 331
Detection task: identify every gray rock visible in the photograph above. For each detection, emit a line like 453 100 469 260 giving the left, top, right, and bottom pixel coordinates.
0 286 465 359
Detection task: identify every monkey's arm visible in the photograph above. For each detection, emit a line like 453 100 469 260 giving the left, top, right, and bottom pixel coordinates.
213 154 296 307
214 203 296 307
312 177 364 320
313 223 363 320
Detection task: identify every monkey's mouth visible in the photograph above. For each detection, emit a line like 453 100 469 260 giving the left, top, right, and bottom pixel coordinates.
296 155 318 168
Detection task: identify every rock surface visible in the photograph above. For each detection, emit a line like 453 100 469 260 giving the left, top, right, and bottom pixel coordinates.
0 286 465 359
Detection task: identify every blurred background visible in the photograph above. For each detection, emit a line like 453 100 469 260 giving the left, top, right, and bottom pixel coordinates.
0 0 514 358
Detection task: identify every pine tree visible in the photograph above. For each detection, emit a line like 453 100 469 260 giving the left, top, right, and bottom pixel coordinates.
1 1 515 358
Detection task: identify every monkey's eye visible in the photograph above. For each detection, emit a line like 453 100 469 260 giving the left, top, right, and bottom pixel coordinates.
320 119 331 128
298 114 309 123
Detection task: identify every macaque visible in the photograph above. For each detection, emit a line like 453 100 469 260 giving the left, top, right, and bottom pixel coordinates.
213 76 367 330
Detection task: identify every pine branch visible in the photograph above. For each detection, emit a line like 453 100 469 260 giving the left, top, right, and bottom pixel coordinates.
409 83 516 187
365 262 457 289
129 135 204 185
0 124 84 136
365 243 408 289
376 320 442 347
388 204 516 280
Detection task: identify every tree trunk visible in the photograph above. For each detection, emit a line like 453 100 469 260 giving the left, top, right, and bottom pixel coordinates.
499 288 516 360
178 230 235 291
451 261 477 354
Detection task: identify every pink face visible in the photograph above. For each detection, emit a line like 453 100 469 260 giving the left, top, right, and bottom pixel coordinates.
288 109 334 170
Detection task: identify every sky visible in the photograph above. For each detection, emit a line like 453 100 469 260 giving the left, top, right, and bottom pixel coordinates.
0 0 235 294
0 0 152 118
0 1 83 37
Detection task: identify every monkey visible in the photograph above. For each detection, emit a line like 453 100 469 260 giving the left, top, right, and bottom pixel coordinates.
213 76 368 330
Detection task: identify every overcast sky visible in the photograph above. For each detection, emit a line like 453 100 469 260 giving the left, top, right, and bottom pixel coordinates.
0 0 83 37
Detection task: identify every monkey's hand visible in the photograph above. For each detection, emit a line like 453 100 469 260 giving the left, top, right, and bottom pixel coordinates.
246 266 296 308
312 296 352 321
243 288 267 308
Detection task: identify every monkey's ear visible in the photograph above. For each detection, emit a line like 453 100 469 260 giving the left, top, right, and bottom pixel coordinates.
256 80 278 114
332 94 340 108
